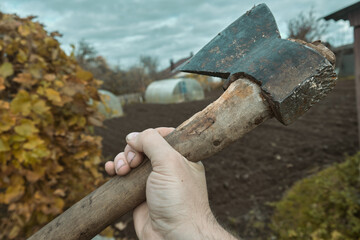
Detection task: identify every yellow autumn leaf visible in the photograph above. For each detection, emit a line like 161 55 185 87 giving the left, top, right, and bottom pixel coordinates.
13 73 36 85
74 150 89 160
11 174 25 185
92 155 101 165
54 197 65 210
36 212 49 224
115 221 127 231
0 137 10 152
25 168 44 183
78 116 86 127
23 136 44 149
95 79 103 86
45 88 62 104
331 230 343 239
51 49 59 60
88 116 103 127
36 86 45 95
10 90 31 116
33 191 43 201
10 135 27 142
31 99 50 114
84 160 92 169
100 226 114 238
44 37 58 47
44 73 56 81
288 229 297 237
0 62 14 78
53 189 66 197
89 166 101 178
53 164 64 173
4 185 25 204
8 225 21 239
14 119 39 137
29 65 42 79
8 203 16 211
0 99 10 109
0 76 5 91
0 114 15 133
16 49 28 63
62 83 84 96
54 80 64 87
68 115 78 126
27 145 49 160
18 24 31 36
76 67 93 81
13 149 28 163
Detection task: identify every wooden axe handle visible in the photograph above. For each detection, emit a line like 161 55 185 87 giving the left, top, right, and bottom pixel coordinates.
28 78 272 240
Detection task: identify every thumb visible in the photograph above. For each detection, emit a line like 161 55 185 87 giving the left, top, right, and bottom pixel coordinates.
126 128 181 171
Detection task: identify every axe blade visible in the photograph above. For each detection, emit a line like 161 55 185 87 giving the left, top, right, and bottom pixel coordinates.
178 3 281 79
178 3 336 125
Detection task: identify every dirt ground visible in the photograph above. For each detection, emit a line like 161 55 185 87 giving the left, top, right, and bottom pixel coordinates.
95 79 358 239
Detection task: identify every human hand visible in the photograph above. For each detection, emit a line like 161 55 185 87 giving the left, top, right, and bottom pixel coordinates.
105 127 237 240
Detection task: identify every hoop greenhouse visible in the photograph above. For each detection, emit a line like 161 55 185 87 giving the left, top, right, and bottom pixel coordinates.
145 78 205 104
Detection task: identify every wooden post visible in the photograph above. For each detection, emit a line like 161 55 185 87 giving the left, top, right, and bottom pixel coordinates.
349 10 360 147
354 28 360 148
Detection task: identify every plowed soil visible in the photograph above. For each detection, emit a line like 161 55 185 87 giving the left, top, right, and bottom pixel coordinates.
95 79 358 239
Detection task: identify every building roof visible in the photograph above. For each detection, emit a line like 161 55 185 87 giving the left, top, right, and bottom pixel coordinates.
157 54 192 80
324 1 360 21
332 43 354 52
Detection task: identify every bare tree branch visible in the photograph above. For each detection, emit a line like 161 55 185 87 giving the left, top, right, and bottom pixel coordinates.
287 8 328 43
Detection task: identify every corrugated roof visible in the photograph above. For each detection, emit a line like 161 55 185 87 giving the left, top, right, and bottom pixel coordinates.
324 1 360 21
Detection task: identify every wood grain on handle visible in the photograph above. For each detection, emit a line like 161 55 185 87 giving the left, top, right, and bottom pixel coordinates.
28 78 272 240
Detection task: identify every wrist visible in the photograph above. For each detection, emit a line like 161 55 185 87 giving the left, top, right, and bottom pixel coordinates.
169 208 238 240
199 211 238 240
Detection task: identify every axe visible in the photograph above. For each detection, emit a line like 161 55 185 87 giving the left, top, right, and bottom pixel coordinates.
29 4 336 240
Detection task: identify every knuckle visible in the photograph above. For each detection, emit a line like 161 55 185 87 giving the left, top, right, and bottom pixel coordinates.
124 144 133 153
124 144 130 151
141 128 157 139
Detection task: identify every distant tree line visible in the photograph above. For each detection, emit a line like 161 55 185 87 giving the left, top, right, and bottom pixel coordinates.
75 40 160 95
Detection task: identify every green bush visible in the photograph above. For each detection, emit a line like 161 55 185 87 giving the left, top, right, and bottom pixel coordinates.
0 12 105 239
271 153 360 239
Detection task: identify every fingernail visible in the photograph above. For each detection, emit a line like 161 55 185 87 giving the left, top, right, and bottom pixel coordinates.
126 132 139 141
127 151 135 164
116 159 125 171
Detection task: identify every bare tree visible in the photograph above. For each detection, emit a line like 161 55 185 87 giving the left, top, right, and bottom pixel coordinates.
76 39 97 66
287 8 328 42
140 55 159 80
74 41 159 95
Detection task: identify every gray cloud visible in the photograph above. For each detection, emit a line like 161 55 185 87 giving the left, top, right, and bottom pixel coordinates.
2 0 356 69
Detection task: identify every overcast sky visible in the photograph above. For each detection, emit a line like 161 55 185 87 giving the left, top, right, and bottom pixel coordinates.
1 0 356 69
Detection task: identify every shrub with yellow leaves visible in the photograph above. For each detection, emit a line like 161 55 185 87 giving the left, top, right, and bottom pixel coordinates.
271 153 360 240
0 12 105 239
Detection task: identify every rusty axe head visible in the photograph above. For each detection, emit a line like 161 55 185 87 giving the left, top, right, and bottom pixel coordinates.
178 3 337 125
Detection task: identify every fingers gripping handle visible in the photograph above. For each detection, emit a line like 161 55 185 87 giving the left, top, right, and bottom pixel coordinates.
28 78 272 240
